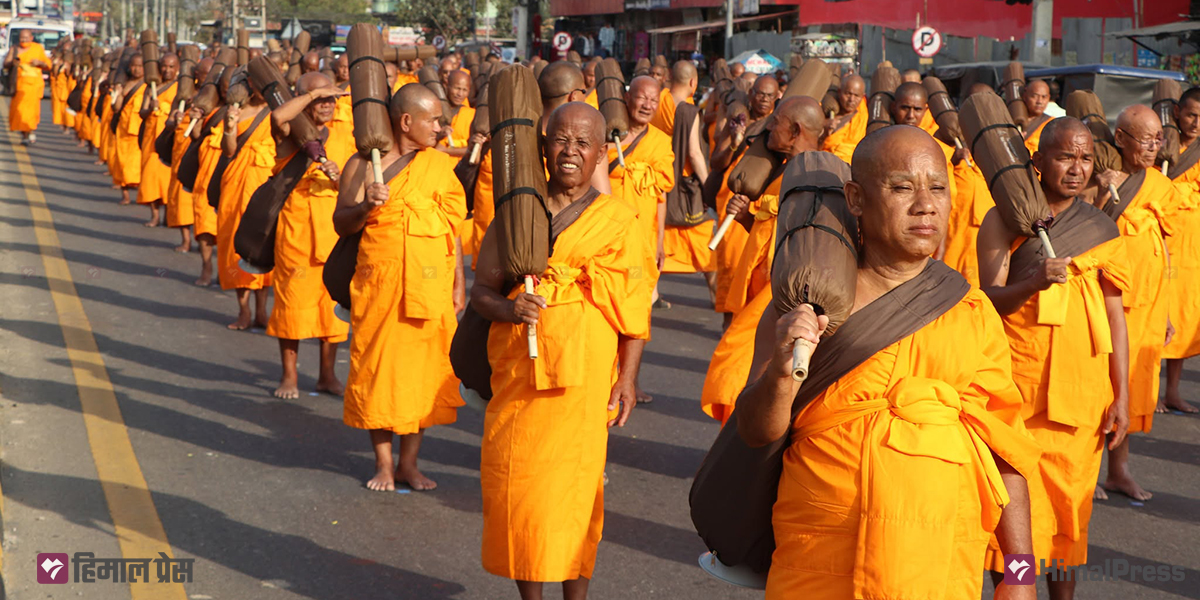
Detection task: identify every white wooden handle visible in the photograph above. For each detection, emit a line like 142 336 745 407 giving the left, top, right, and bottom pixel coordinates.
469 142 481 164
709 214 736 251
524 275 538 359
1037 228 1056 259
1162 160 1169 176
183 118 197 137
613 132 626 168
791 338 816 382
370 148 383 183
1107 183 1121 208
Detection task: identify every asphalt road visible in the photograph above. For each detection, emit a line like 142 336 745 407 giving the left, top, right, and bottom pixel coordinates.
0 99 1197 600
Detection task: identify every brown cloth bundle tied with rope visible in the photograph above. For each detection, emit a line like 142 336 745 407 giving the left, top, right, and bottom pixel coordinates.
1001 61 1029 129
822 71 841 118
139 30 160 95
595 58 630 168
236 29 251 66
867 65 900 134
186 47 235 135
468 63 495 164
490 64 549 359
922 76 966 149
286 30 311 85
418 64 454 125
772 151 857 381
175 44 201 102
1065 90 1123 201
1153 79 1183 173
961 91 1057 256
383 44 436 65
784 58 829 102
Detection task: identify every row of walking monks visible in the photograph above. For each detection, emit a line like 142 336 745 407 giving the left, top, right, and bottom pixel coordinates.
35 33 1200 599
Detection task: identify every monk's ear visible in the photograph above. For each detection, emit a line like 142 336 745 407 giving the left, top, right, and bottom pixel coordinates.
845 180 866 217
399 112 413 134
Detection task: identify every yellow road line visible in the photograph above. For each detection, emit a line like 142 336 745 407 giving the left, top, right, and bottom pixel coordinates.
2 99 188 599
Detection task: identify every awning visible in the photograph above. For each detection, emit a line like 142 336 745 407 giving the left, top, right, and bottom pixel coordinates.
645 11 795 36
1104 20 1200 38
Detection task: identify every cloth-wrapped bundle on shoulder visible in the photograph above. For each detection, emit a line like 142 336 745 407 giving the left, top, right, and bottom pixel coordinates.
1064 90 1121 174
1153 79 1183 165
633 57 651 77
235 56 328 273
922 76 964 147
1001 61 1029 129
489 64 549 282
727 133 787 201
191 48 235 116
286 30 311 85
175 44 201 102
140 30 160 86
596 58 629 144
384 44 436 65
960 91 1054 246
236 29 251 66
867 65 899 134
784 58 828 102
822 71 840 117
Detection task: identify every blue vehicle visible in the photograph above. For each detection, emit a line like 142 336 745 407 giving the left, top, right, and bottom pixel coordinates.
1025 64 1187 129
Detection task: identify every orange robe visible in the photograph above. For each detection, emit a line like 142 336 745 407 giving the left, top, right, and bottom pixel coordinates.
1115 170 1179 433
982 216 1131 569
166 114 196 227
820 98 867 165
190 113 224 238
329 90 354 154
62 74 76 129
918 107 937 137
607 126 674 279
650 89 690 135
439 105 476 149
767 288 1040 599
712 158 757 313
8 42 48 133
216 111 275 291
1165 151 1200 359
700 178 782 422
264 127 356 342
112 83 147 187
96 92 113 153
481 193 652 582
392 72 419 93
343 148 466 433
659 96 711 274
467 149 495 268
76 80 93 141
1023 116 1051 155
50 68 67 125
943 160 994 287
584 88 598 109
137 82 179 205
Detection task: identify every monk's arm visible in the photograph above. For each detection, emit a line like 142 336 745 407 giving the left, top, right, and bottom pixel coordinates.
590 158 612 195
1101 275 1130 450
737 305 826 447
139 89 155 119
221 111 239 157
469 230 544 324
656 200 666 268
453 236 466 313
687 114 709 184
710 135 736 171
609 335 646 427
439 140 468 158
992 456 1033 557
270 89 329 138
331 154 371 236
978 210 1036 315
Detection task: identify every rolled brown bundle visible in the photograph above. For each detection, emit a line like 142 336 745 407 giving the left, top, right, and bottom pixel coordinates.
175 45 201 102
784 58 828 101
418 65 454 124
1001 61 1028 128
489 65 549 358
961 92 1056 255
1154 79 1183 166
113 46 138 85
532 59 548 80
922 76 964 147
596 58 630 164
266 38 281 53
772 151 857 380
245 55 321 150
866 65 899 134
141 30 161 86
468 73 491 164
821 72 840 117
1064 90 1115 146
567 50 581 65
633 57 651 77
653 54 668 69
191 48 235 116
237 29 250 66
465 52 479 69
787 54 804 83
727 133 785 201
347 22 394 178
711 58 731 86
286 30 311 84
224 66 251 106
384 44 436 64
167 32 177 54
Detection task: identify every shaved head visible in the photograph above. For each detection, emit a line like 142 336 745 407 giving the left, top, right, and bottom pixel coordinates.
839 74 865 114
539 61 585 99
671 60 697 87
391 81 439 121
159 53 179 81
1038 117 1091 155
890 82 928 126
1116 104 1163 170
392 83 442 148
749 75 780 119
301 51 320 73
334 53 349 82
768 96 825 156
545 102 606 192
1022 79 1050 117
894 82 927 104
901 69 921 83
1034 117 1094 201
851 125 946 190
730 62 745 78
546 101 605 149
296 71 334 95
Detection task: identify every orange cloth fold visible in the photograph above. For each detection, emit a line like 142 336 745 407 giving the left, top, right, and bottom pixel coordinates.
820 98 867 165
137 82 179 204
9 43 48 133
216 110 275 291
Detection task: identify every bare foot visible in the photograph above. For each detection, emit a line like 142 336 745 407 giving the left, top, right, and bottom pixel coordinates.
253 319 269 330
119 197 132 205
143 219 159 228
195 266 213 287
272 377 300 400
1103 475 1153 501
365 467 396 492
1094 485 1108 500
395 464 437 491
1156 401 1170 414
227 314 252 331
636 386 653 404
316 377 345 397
1162 395 1200 413
94 159 104 165
174 243 191 253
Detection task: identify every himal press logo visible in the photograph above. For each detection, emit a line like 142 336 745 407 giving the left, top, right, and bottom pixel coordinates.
37 553 69 584
1005 553 1036 585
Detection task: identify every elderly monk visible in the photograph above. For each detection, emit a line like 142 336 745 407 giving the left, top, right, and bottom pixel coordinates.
136 53 180 227
1162 88 1200 413
436 70 475 156
112 54 148 205
165 56 212 253
737 125 1038 599
1022 80 1052 154
216 84 274 331
335 83 466 492
266 72 353 399
1091 105 1186 502
890 82 959 224
821 74 866 164
188 72 232 286
539 61 612 195
333 53 350 87
711 75 779 171
301 51 320 75
473 102 651 600
978 118 1131 598
4 29 50 144
609 76 673 309
701 97 824 423
940 85 997 287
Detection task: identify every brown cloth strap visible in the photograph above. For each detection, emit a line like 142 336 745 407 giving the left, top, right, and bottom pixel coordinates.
1168 138 1200 180
382 150 418 183
609 127 649 174
1009 199 1120 281
550 187 600 243
1102 169 1147 222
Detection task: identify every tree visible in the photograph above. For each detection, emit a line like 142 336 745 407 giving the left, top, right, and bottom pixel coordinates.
393 0 519 43
266 0 375 25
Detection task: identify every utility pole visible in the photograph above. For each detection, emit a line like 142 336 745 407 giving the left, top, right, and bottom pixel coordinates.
1031 0 1052 65
725 0 734 60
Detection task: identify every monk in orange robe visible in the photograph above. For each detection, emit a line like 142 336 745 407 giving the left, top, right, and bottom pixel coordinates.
736 126 1038 599
582 58 599 109
940 85 998 287
608 76 674 307
163 58 212 254
4 30 50 144
819 74 866 164
50 48 69 129
76 69 94 149
436 70 475 156
328 55 354 152
978 117 1131 598
335 83 466 492
216 92 274 330
136 54 179 227
265 72 353 399
465 135 494 267
700 97 827 423
1022 80 1052 155
1091 105 1183 502
658 61 716 301
112 55 148 205
188 103 226 286
473 102 651 600
1160 88 1200 414
538 61 612 198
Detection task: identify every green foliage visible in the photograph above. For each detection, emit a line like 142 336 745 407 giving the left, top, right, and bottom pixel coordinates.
392 0 519 43
266 0 375 25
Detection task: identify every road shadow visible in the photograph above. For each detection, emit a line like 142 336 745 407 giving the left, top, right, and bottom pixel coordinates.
1083 545 1200 597
603 510 706 566
1129 435 1200 467
607 432 707 480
